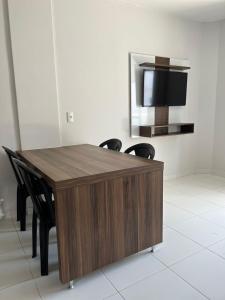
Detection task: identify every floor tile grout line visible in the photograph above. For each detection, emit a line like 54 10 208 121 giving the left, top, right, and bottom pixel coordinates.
101 270 126 299
206 246 225 260
152 247 204 269
101 269 127 295
160 226 225 267
34 278 44 300
168 267 210 300
206 236 225 248
165 182 225 299
113 252 209 300
165 199 223 216
164 200 225 230
110 243 214 296
152 248 210 300
196 213 225 230
164 200 201 215
166 223 225 249
167 224 225 255
118 292 126 300
6 218 51 299
104 292 126 300
12 217 59 282
164 216 197 229
198 199 225 209
13 219 42 285
102 292 123 300
165 225 209 248
0 217 32 270
0 277 39 294
104 263 169 294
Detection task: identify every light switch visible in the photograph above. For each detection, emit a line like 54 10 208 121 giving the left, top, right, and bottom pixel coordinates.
67 112 74 123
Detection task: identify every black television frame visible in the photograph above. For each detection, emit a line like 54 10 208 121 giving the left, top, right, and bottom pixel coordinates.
142 69 188 107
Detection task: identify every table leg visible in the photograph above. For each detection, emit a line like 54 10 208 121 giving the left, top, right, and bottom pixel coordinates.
69 280 74 289
150 246 156 253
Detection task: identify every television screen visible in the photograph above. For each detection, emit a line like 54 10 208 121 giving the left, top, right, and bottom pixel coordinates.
143 69 188 107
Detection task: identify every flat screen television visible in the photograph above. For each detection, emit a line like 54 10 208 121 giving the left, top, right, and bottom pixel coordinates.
143 69 188 107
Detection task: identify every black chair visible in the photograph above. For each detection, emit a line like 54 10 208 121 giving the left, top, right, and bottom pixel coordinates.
124 143 155 159
13 158 55 276
2 146 28 231
99 138 122 151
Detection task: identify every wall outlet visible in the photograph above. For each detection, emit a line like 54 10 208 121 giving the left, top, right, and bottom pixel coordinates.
67 112 74 123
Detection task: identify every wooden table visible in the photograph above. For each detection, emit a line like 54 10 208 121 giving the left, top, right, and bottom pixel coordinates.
19 144 164 285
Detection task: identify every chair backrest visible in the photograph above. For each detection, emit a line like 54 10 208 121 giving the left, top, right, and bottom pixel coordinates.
124 143 155 160
99 138 122 152
2 146 23 186
13 158 54 224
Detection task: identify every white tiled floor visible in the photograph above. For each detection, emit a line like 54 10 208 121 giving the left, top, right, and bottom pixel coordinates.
1 174 225 299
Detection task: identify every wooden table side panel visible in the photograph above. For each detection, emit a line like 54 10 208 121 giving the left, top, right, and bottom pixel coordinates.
123 175 139 256
138 170 163 250
55 170 163 283
54 188 74 283
107 178 126 261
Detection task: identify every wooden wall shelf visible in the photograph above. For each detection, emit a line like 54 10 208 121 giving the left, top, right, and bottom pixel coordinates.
139 62 190 71
129 53 192 139
140 123 194 138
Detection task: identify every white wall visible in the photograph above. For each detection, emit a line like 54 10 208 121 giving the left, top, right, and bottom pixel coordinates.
8 0 61 150
53 0 219 178
213 20 225 176
0 0 20 213
197 23 220 173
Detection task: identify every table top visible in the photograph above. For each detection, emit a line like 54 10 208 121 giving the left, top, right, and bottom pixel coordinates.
18 144 163 188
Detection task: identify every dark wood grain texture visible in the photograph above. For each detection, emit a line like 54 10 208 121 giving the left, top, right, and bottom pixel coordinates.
138 170 163 249
154 56 170 135
140 56 190 70
140 123 194 138
155 56 170 66
139 62 190 70
155 107 169 126
18 144 164 283
155 106 169 134
18 144 162 188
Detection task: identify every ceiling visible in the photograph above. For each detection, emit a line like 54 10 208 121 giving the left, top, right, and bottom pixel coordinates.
119 0 225 22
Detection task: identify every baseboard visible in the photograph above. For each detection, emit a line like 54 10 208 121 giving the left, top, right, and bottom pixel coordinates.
164 170 196 181
164 168 214 181
165 168 225 181
211 169 225 179
194 168 212 175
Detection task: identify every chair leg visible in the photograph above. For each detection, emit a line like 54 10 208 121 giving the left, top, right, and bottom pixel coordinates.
17 186 27 231
16 185 21 221
32 211 37 258
39 222 49 276
20 193 26 231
